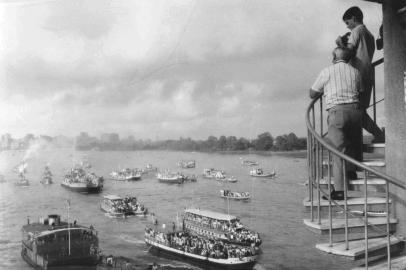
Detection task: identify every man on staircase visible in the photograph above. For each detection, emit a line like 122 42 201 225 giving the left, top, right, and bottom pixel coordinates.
309 47 363 200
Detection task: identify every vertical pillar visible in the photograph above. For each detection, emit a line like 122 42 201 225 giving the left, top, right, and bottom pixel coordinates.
383 0 406 234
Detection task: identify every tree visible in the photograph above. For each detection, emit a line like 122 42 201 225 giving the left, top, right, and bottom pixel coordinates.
254 132 273 150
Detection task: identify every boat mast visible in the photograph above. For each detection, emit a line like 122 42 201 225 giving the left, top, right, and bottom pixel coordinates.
67 199 71 255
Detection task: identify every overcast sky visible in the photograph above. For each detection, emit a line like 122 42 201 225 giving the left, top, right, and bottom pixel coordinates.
0 0 384 140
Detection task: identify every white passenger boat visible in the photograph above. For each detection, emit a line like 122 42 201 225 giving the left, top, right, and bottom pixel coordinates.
240 159 259 166
156 171 184 184
110 168 142 181
202 168 226 179
100 195 147 218
177 160 196 168
249 168 276 178
183 208 262 247
145 228 257 270
220 190 251 201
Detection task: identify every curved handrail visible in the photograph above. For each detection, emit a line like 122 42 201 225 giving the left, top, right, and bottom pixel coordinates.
306 96 406 190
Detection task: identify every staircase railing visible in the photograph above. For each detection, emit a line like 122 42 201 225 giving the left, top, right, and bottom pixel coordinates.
306 58 406 269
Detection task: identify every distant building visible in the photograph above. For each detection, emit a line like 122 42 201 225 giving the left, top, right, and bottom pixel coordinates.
100 133 120 144
1 134 12 150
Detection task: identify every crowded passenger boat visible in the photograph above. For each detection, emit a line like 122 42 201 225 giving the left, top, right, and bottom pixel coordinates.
145 228 257 270
182 209 262 247
61 167 104 193
40 165 53 185
202 168 226 179
109 168 142 181
249 168 276 178
100 195 148 218
177 160 196 169
156 170 184 184
21 214 99 270
220 190 251 201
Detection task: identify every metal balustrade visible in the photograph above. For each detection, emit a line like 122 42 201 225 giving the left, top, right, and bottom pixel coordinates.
305 59 406 269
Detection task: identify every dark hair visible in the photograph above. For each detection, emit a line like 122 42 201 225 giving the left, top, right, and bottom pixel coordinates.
343 6 363 22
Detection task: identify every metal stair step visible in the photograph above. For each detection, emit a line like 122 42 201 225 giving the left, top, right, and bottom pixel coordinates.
352 254 406 270
311 177 387 186
362 159 386 167
303 196 391 208
303 218 397 235
316 236 404 260
363 143 385 154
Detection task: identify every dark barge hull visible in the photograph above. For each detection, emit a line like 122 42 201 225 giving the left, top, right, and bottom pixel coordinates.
60 183 102 193
22 251 98 270
146 239 256 270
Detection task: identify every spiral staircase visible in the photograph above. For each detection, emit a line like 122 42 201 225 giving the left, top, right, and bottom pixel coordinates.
304 19 406 270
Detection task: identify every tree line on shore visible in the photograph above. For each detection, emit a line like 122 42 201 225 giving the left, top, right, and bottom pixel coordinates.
76 132 306 152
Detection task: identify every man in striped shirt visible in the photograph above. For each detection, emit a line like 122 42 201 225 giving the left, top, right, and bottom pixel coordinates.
310 47 363 200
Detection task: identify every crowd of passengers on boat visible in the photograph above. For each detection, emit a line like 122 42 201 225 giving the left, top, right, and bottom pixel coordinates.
65 168 102 184
145 228 256 259
111 196 146 214
183 213 261 246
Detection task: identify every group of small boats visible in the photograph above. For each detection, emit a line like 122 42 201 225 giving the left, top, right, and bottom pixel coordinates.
220 189 251 200
177 159 196 168
109 168 142 181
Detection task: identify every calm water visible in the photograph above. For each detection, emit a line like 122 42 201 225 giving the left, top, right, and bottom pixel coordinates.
0 149 356 270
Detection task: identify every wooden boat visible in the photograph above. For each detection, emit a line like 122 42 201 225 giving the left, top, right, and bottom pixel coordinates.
183 208 262 247
100 194 148 218
61 168 103 193
14 162 29 186
220 190 251 201
156 171 184 184
145 228 257 270
21 214 99 270
249 168 276 178
177 160 196 169
110 168 142 181
203 168 226 179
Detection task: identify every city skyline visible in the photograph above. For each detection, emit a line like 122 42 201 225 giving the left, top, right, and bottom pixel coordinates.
0 0 384 140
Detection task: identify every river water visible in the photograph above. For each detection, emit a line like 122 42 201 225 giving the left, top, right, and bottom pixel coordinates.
0 149 356 270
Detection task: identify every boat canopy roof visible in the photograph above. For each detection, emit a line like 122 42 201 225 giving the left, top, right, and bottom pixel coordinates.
185 208 238 221
103 194 122 200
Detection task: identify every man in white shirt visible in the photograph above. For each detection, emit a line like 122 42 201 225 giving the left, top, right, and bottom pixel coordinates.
310 47 363 200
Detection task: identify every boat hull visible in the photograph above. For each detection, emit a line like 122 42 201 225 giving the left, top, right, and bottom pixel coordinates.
145 238 256 270
220 195 250 201
158 178 183 184
61 182 102 193
22 250 98 270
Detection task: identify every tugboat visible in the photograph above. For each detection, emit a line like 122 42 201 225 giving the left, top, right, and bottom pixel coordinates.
61 167 103 193
14 162 29 187
40 165 53 185
156 170 184 184
21 214 99 269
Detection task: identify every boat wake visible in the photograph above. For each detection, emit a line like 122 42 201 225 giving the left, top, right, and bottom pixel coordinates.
118 234 145 245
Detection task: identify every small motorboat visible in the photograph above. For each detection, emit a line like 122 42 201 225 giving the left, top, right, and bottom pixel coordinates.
249 168 276 178
220 190 251 200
